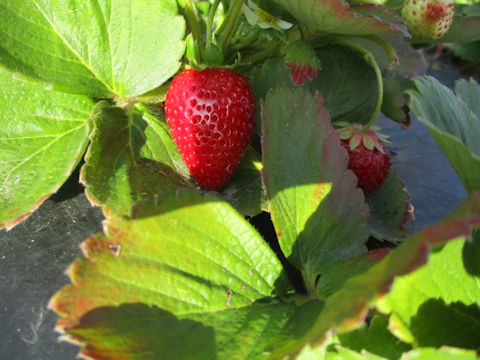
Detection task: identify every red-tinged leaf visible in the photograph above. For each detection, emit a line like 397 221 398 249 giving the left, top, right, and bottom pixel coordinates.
0 68 94 229
264 0 407 35
262 87 369 292
50 189 290 329
249 46 379 127
381 34 427 78
2 194 52 230
61 300 301 360
316 248 390 298
366 170 413 243
269 190 480 359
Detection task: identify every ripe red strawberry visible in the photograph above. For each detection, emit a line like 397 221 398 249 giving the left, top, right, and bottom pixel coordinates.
338 125 391 196
164 68 256 190
402 0 454 39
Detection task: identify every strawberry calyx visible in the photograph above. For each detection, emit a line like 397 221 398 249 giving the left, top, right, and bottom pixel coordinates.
337 123 392 196
337 124 390 154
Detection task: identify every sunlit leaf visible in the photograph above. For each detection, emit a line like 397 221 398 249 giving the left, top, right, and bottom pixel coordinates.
262 86 369 291
81 104 189 216
0 69 93 229
0 0 185 96
269 190 480 359
378 238 480 349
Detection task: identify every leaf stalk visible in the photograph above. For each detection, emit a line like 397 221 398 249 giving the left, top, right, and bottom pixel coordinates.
185 0 206 62
219 0 244 52
206 0 222 46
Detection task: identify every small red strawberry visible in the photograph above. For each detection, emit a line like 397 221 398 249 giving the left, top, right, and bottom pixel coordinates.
164 68 256 190
338 124 391 196
402 0 455 39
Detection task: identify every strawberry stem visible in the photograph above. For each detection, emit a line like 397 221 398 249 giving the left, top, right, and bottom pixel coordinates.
364 35 398 65
219 0 244 52
302 270 317 296
185 0 206 62
231 28 260 50
206 0 221 46
335 38 384 132
243 42 280 65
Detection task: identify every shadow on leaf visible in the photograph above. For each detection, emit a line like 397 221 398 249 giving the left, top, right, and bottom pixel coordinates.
463 228 480 277
410 299 480 349
69 303 217 360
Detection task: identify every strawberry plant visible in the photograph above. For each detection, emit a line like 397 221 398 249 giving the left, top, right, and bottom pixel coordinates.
1 0 480 359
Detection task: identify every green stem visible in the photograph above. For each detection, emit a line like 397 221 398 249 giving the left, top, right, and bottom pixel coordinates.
302 270 317 296
232 27 259 49
243 42 280 65
206 0 221 46
335 38 384 132
218 0 244 52
364 35 397 65
185 0 206 62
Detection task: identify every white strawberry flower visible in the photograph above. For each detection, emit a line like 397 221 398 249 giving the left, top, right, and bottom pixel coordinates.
242 0 293 30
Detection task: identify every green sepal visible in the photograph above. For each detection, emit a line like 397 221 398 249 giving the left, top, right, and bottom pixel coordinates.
185 34 206 70
205 43 225 67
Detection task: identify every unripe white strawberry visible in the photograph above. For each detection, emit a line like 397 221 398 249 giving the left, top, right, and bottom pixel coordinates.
402 0 455 39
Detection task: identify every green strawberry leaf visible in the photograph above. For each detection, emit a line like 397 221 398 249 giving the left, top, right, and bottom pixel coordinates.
462 228 480 276
453 41 480 64
316 249 390 299
70 301 304 360
326 346 388 360
269 190 480 359
51 189 292 318
366 170 413 243
334 36 392 72
380 34 427 78
135 105 190 178
248 58 292 134
249 45 379 128
0 0 185 97
326 346 478 360
336 315 411 359
262 86 369 292
80 104 190 217
50 189 296 359
382 75 415 127
377 237 480 349
399 347 478 360
261 0 406 35
248 0 297 25
130 105 265 217
308 45 379 126
0 69 93 229
455 76 480 116
407 76 480 193
211 147 266 216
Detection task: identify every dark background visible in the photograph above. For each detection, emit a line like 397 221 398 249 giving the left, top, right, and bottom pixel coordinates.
0 55 471 359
